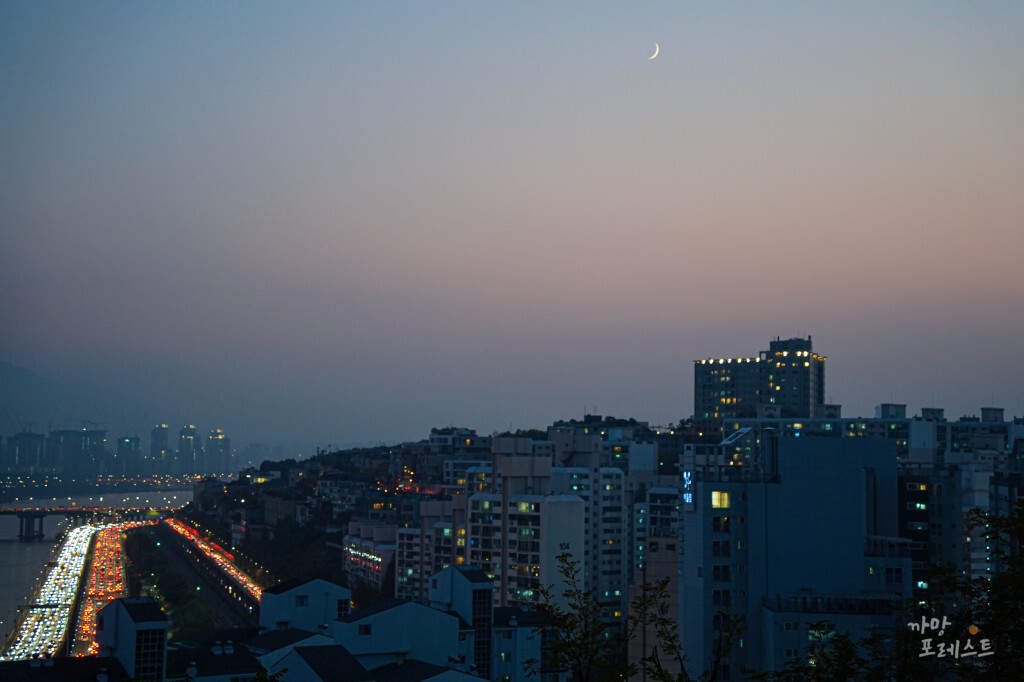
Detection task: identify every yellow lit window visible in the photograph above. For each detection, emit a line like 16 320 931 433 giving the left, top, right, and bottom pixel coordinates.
711 491 730 508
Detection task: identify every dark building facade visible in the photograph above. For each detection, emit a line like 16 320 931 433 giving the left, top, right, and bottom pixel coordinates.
3 431 46 471
115 435 141 475
176 425 202 474
149 424 169 472
206 428 231 473
46 429 106 476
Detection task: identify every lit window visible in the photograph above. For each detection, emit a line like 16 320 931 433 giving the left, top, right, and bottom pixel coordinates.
711 491 730 508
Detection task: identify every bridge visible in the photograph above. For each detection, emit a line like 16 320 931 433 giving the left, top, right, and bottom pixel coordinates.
0 507 169 540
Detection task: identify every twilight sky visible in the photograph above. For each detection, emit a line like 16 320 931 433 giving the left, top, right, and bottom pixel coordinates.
2 2 1023 449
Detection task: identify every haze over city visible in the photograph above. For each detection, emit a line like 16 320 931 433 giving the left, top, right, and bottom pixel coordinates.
3 2 1023 447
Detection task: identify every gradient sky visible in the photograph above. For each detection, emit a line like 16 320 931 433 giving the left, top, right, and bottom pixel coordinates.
2 2 1023 448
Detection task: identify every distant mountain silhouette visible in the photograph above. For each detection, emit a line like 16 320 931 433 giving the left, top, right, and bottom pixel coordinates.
0 362 158 439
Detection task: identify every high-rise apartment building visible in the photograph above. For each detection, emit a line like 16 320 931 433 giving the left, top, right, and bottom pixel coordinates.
393 429 634 625
694 336 826 432
550 462 628 623
679 430 910 678
395 499 464 602
725 403 1024 602
632 486 679 577
466 490 585 608
629 487 682 681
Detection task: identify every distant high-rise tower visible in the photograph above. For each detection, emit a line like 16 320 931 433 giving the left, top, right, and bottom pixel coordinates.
176 425 202 474
694 336 826 432
115 435 141 475
150 424 169 473
5 431 45 472
47 429 106 476
205 428 231 474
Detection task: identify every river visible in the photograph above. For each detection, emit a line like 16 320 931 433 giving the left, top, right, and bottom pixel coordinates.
0 489 193 646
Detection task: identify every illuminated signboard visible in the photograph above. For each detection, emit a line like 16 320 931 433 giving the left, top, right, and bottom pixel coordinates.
682 470 695 511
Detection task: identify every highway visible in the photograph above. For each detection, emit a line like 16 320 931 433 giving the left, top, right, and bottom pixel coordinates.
72 521 153 656
0 523 97 660
160 519 262 626
0 520 156 661
0 516 263 661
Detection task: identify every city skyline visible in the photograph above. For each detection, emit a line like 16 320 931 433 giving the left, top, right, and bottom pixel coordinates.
3 3 1023 446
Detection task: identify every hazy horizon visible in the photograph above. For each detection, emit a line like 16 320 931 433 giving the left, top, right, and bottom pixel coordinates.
3 3 1023 447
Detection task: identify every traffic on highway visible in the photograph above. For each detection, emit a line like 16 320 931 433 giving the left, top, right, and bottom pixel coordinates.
0 520 154 661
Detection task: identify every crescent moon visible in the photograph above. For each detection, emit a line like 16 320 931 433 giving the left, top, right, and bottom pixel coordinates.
648 42 659 60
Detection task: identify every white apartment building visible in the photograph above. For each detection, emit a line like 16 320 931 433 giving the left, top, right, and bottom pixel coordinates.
466 492 585 607
551 465 628 624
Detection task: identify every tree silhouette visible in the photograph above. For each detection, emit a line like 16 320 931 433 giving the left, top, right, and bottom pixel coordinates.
525 555 746 682
523 552 631 682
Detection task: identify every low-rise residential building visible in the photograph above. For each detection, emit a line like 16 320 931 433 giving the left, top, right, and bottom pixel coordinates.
260 577 352 633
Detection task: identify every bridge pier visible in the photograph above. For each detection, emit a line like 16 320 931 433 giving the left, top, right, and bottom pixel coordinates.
17 513 45 541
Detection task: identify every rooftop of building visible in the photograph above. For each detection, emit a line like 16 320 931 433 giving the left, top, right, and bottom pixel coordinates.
166 643 263 679
370 659 463 682
263 576 345 596
337 598 409 623
170 626 262 650
292 647 483 675
245 627 321 653
292 645 477 681
0 656 128 682
291 644 367 681
118 597 167 624
450 565 492 585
